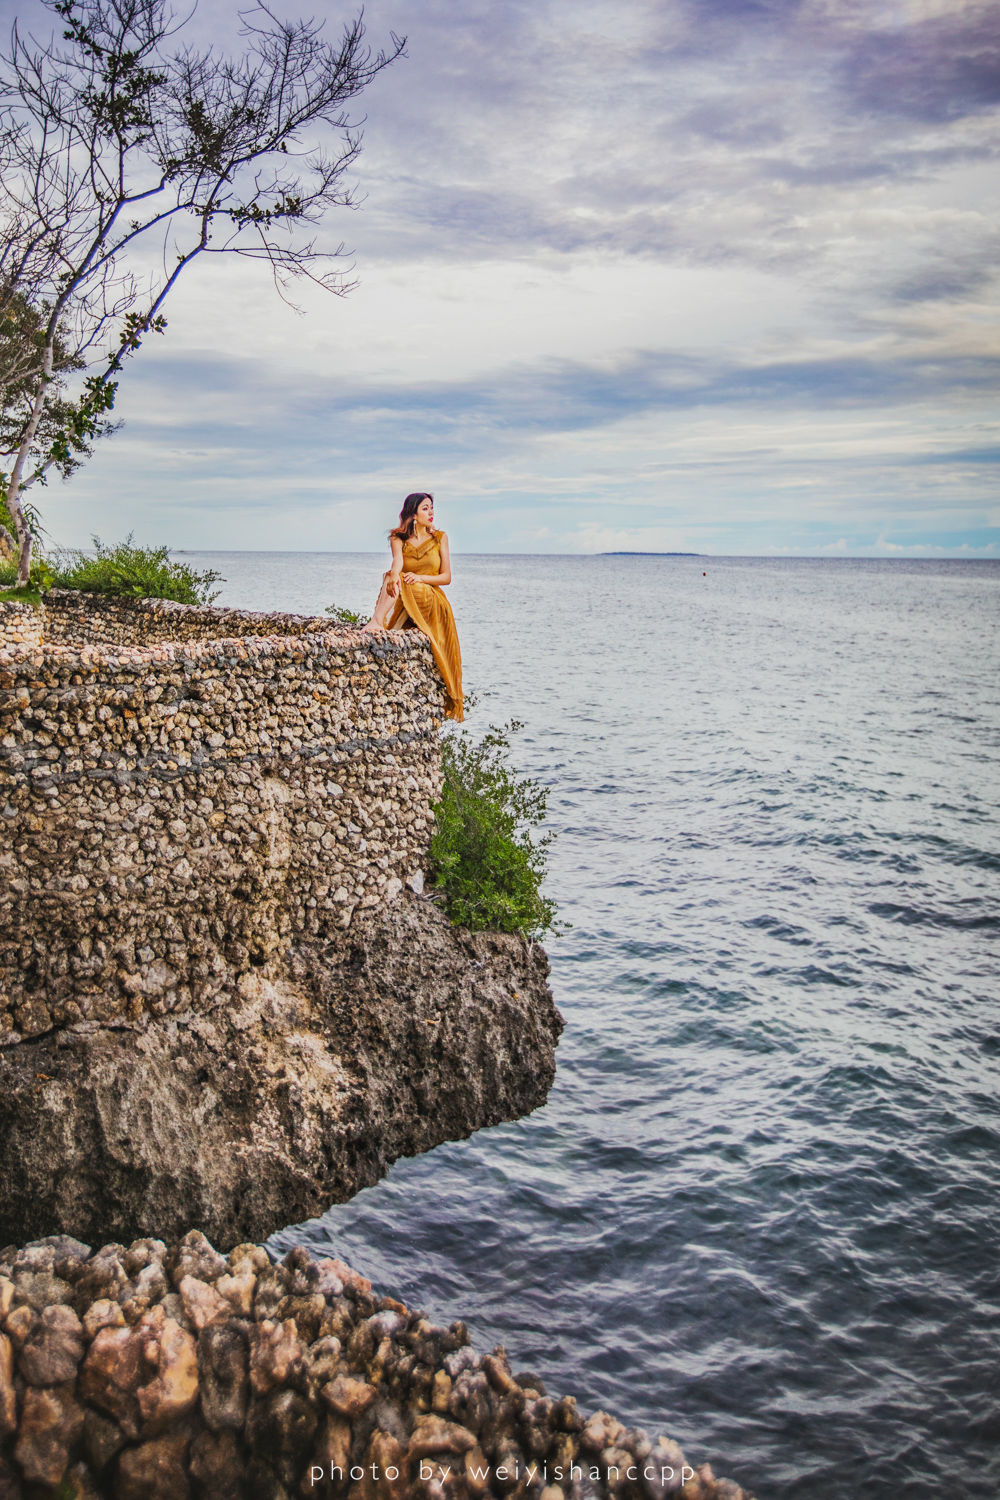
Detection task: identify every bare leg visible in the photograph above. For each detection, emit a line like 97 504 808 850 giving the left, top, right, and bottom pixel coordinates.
362 577 396 632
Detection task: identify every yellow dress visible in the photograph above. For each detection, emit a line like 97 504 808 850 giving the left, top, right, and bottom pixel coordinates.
384 530 464 722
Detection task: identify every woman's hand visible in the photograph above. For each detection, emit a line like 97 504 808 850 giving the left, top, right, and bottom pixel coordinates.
402 570 420 584
386 573 401 598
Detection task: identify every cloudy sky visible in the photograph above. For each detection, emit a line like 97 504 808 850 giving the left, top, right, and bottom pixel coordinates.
7 0 1000 555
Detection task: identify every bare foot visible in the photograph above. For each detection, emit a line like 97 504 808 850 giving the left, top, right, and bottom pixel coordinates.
361 618 386 634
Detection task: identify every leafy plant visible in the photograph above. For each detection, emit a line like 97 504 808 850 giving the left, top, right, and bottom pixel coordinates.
0 485 45 546
430 721 561 941
324 602 366 626
30 556 57 593
0 551 51 595
49 536 223 605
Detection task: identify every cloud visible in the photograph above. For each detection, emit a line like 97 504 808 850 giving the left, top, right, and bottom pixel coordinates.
3 0 998 555
838 7 1000 124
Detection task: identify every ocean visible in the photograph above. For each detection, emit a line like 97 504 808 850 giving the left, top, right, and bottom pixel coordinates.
182 551 999 1499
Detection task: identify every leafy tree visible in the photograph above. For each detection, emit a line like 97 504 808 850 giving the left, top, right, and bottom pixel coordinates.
1 286 120 514
0 0 404 584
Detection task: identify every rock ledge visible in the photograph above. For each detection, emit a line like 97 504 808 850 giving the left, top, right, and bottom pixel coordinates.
0 896 561 1250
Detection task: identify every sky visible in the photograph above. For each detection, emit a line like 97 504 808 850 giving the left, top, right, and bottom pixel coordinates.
5 0 1000 555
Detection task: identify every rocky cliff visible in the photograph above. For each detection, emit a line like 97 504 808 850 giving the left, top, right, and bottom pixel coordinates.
0 594 561 1250
0 895 560 1250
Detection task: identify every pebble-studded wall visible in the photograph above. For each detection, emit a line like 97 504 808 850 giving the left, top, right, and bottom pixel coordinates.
0 595 446 1042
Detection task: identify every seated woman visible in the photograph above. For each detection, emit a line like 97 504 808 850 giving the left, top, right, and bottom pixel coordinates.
363 492 464 722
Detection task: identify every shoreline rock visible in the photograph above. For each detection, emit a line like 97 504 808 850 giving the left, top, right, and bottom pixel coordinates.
0 1230 754 1499
0 895 561 1251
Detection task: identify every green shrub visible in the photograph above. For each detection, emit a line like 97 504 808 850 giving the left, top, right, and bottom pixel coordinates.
50 536 223 605
324 602 366 625
430 721 560 940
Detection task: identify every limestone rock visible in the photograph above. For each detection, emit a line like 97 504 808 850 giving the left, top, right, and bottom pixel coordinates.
321 1374 376 1418
178 1276 228 1332
13 1382 84 1486
115 1431 190 1500
0 1336 16 1438
17 1304 85 1386
198 1323 249 1433
135 1307 198 1435
0 900 560 1251
0 1234 754 1500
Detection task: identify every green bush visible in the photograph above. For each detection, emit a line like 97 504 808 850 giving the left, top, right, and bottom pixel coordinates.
50 536 223 605
430 721 560 940
324 602 366 625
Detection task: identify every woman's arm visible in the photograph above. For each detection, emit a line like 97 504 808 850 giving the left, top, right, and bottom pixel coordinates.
436 532 452 585
402 532 453 587
386 535 404 595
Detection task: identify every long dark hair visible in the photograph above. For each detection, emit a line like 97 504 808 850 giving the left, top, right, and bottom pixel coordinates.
390 492 433 542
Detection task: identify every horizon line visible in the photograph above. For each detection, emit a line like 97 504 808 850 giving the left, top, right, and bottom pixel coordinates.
163 548 1000 561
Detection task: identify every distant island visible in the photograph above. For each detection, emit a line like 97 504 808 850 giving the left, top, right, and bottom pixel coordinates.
601 551 706 557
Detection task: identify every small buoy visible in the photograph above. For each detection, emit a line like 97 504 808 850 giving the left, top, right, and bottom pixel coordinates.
702 571 706 576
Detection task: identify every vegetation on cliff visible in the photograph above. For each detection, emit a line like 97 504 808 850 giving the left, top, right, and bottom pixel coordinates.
0 536 222 605
325 602 367 625
431 721 559 941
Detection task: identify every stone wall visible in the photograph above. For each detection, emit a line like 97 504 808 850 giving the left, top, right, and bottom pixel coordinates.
0 601 43 652
0 593 446 1040
40 590 342 648
0 1232 753 1500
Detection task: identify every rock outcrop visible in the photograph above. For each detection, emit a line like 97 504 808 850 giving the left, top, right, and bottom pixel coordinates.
0 895 560 1251
1 591 562 1247
0 1230 754 1499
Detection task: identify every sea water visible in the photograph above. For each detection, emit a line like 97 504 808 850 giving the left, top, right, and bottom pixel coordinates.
184 552 999 1499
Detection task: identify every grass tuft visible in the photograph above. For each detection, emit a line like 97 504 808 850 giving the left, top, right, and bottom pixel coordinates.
0 587 42 608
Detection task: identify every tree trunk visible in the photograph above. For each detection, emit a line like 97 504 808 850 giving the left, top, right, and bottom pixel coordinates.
6 343 53 587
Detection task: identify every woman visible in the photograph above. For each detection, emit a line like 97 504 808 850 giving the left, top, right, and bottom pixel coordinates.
362 492 464 722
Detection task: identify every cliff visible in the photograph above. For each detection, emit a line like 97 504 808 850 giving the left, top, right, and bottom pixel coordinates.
0 594 561 1250
0 896 559 1250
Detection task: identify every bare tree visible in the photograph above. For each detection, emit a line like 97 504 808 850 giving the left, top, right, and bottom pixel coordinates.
0 0 404 584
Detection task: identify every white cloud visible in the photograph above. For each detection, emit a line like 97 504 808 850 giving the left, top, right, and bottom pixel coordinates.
6 0 998 554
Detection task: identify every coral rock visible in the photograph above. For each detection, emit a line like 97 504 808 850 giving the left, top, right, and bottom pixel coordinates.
115 1431 190 1500
17 1303 85 1386
13 1381 84 1487
135 1308 199 1435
